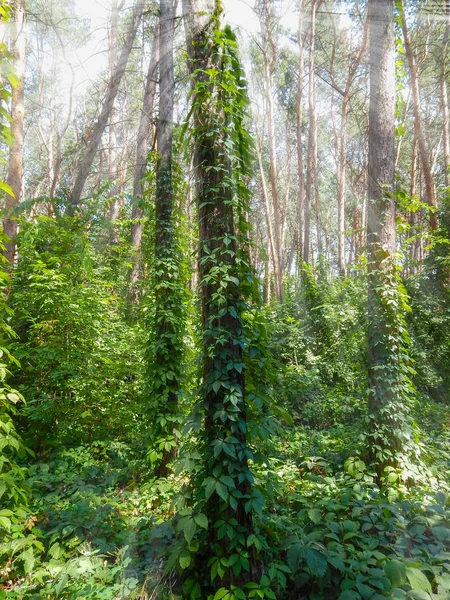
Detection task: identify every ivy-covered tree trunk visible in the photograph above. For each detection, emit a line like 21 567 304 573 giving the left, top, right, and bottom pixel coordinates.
183 0 257 591
367 0 413 480
147 0 183 476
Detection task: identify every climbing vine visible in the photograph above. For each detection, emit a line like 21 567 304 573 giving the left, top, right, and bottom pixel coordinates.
143 152 189 475
165 17 279 599
366 242 418 484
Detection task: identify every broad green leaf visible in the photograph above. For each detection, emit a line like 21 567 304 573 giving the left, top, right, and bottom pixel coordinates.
406 568 432 593
179 550 191 569
356 582 374 599
49 543 62 559
407 591 432 600
184 518 196 544
304 548 327 577
194 513 208 529
215 481 228 501
338 591 361 600
308 509 322 524
21 549 35 574
385 560 406 587
55 573 69 598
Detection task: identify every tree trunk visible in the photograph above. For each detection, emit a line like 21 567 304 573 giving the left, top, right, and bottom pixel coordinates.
130 28 159 286
183 0 256 588
441 5 450 189
368 0 396 401
258 0 283 300
257 145 280 300
107 0 120 243
67 0 144 212
304 0 320 264
409 133 418 274
4 0 26 264
296 0 306 266
337 97 348 275
368 0 407 479
400 0 437 229
151 0 180 476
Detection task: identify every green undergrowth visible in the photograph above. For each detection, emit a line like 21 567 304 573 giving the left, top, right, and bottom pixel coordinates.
257 421 450 600
7 442 181 599
5 418 450 599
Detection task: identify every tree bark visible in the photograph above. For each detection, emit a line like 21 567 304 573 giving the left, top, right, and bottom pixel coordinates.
257 144 280 297
66 0 145 212
130 28 159 286
400 0 437 229
296 0 306 266
367 0 405 478
183 0 256 587
441 4 450 189
107 0 120 242
304 0 320 264
4 0 26 264
258 0 283 300
152 0 178 476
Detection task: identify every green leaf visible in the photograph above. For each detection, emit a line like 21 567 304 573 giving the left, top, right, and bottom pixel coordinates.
407 592 432 600
338 591 361 600
385 560 406 587
205 478 216 500
215 481 228 501
194 513 208 529
179 550 191 569
55 573 69 598
214 588 230 600
22 549 35 574
287 542 301 572
406 568 432 593
305 548 328 577
356 583 375 599
308 509 322 524
0 181 14 197
184 518 196 544
49 543 62 559
328 555 346 573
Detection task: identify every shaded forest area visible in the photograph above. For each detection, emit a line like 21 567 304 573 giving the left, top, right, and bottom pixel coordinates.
2 0 450 598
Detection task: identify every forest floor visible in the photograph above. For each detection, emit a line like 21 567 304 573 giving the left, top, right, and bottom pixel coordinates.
9 406 450 600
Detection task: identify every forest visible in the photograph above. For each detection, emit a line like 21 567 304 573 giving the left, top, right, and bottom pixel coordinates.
1 0 450 598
